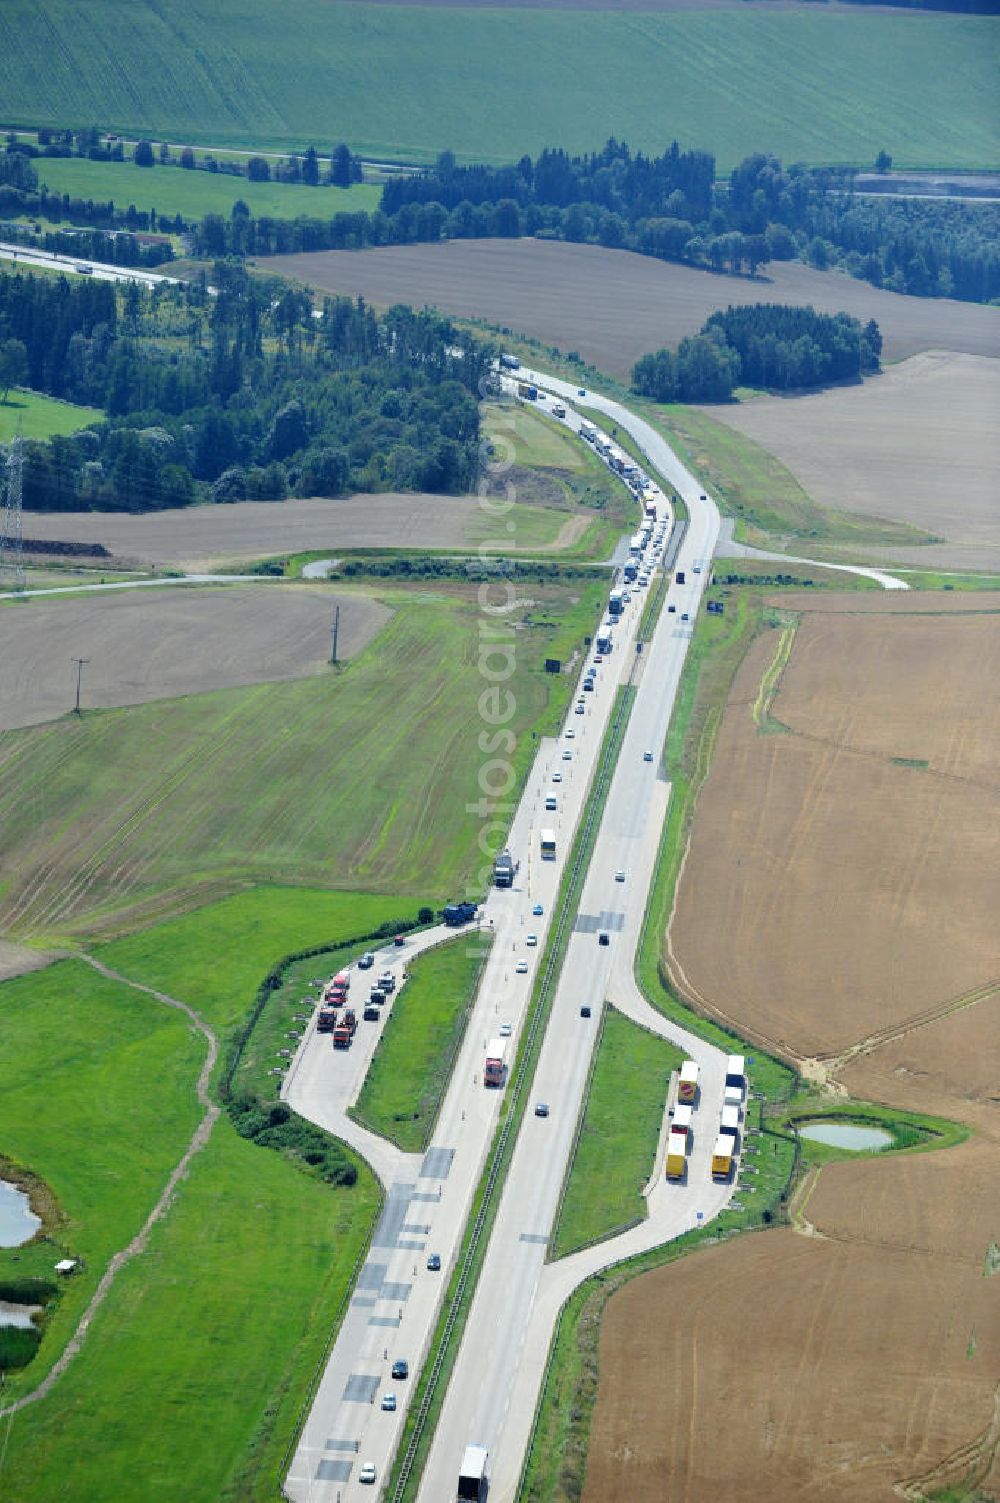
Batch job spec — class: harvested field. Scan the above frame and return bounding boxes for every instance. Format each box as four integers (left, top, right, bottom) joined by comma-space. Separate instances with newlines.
669, 601, 1000, 1059
584, 1207, 1000, 1503
712, 352, 1000, 572
0, 586, 389, 731
259, 240, 1000, 378
17, 492, 578, 573
584, 590, 1000, 1503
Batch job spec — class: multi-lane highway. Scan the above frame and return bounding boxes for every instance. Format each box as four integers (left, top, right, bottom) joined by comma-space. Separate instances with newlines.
282, 371, 902, 1503
283, 406, 658, 1501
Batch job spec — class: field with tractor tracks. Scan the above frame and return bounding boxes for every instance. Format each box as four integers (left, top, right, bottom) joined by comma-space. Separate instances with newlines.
261, 241, 1000, 379
0, 585, 389, 731
582, 590, 1000, 1502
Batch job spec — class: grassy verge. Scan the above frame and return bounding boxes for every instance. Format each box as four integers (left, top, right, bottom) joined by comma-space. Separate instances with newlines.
0, 389, 102, 441
352, 931, 493, 1152
551, 1009, 682, 1260
0, 580, 605, 940
389, 680, 639, 1502
893, 570, 1000, 592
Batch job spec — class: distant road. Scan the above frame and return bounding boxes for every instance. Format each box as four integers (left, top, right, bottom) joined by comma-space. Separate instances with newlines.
0, 241, 177, 286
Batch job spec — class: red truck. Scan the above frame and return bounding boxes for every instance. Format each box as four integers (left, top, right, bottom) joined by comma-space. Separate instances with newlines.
317, 1006, 338, 1033
333, 1009, 358, 1049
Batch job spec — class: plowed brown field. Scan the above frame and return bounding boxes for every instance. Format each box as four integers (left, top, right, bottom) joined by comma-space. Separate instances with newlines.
711, 351, 1000, 573
259, 240, 1000, 377
0, 585, 389, 731
18, 492, 584, 572
583, 592, 1000, 1502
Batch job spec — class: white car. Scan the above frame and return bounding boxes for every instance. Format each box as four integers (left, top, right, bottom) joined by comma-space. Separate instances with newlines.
515, 960, 529, 975
359, 1464, 377, 1485
499, 1021, 513, 1037
575, 702, 585, 715
526, 933, 538, 946
551, 771, 563, 783
565, 728, 575, 739
615, 870, 626, 883
562, 749, 572, 761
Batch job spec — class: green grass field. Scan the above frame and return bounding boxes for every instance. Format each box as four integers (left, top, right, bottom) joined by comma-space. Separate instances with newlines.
98, 887, 411, 1034
352, 930, 491, 1151
0, 959, 204, 1393
0, 1119, 379, 1503
483, 403, 590, 476
0, 3, 995, 169
551, 1009, 682, 1260
33, 154, 379, 222
0, 581, 604, 941
0, 389, 102, 442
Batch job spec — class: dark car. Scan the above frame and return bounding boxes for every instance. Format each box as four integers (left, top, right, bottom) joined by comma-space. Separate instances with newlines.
394, 934, 405, 947
598, 932, 609, 946
363, 1005, 380, 1022
426, 1253, 441, 1271
534, 1102, 550, 1118
391, 1359, 409, 1380
580, 1005, 592, 1018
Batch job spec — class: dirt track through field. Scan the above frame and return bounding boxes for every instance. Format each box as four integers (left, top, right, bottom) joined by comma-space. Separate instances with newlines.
712, 351, 1000, 572
260, 240, 1000, 377
583, 592, 1000, 1502
0, 585, 390, 730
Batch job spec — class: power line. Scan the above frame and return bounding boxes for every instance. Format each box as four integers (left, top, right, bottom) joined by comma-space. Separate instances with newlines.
0, 424, 25, 591
71, 657, 90, 715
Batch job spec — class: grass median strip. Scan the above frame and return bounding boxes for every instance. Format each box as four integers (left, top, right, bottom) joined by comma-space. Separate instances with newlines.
551, 1008, 683, 1260
352, 931, 493, 1153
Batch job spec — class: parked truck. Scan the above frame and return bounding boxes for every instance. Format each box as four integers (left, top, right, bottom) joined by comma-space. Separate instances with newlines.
678, 1060, 700, 1104
317, 1006, 338, 1033
333, 1009, 357, 1049
484, 1038, 507, 1088
551, 402, 566, 418
720, 1103, 741, 1140
665, 1126, 688, 1180
494, 849, 515, 888
608, 588, 624, 618
673, 1102, 693, 1134
457, 1445, 489, 1501
595, 629, 613, 655
443, 901, 478, 927
711, 1133, 735, 1180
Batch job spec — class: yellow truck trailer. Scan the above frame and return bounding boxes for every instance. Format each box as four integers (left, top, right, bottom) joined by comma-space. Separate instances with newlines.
665, 1126, 688, 1181
711, 1133, 735, 1181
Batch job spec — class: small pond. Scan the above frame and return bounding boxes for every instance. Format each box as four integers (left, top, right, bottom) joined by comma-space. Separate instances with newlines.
0, 1300, 41, 1329
797, 1121, 892, 1152
0, 1179, 41, 1247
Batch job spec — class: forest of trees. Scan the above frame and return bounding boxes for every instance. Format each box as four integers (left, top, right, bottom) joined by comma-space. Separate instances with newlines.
181, 143, 1000, 304
4, 135, 998, 303
631, 304, 882, 403
0, 268, 490, 512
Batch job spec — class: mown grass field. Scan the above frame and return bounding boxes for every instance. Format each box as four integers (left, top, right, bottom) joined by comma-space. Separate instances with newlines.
0, 1119, 379, 1503
0, 3, 995, 169
33, 155, 379, 221
0, 959, 204, 1394
483, 403, 590, 476
98, 887, 409, 1034
352, 930, 491, 1151
0, 389, 102, 442
0, 581, 604, 941
551, 1009, 682, 1260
